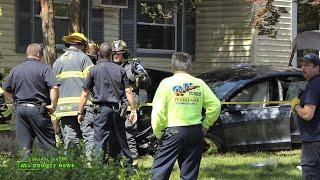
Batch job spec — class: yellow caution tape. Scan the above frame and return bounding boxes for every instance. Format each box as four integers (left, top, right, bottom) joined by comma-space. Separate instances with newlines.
132, 100, 293, 109
3, 100, 294, 115
220, 100, 292, 105
0, 123, 13, 131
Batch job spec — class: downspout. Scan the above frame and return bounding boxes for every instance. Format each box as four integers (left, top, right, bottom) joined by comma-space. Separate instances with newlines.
291, 1, 297, 67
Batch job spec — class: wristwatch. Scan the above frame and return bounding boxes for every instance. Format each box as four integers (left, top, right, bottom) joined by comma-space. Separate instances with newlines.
77, 112, 84, 116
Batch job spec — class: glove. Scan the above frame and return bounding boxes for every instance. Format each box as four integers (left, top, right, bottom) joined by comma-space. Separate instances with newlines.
55, 132, 64, 147
291, 98, 300, 114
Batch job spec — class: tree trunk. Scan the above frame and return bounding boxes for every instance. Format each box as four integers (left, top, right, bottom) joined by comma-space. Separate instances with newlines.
0, 6, 3, 61
69, 0, 86, 33
40, 0, 56, 66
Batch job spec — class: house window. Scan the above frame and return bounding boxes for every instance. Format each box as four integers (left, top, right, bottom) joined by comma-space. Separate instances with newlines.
34, 1, 70, 47
15, 0, 104, 53
121, 0, 181, 57
121, 0, 196, 58
136, 0, 176, 52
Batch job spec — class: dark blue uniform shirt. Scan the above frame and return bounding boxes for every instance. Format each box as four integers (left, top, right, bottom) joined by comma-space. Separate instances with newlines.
297, 75, 320, 142
83, 60, 130, 104
2, 58, 58, 106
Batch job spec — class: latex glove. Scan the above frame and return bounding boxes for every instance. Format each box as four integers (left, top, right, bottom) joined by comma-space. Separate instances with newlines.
291, 98, 300, 114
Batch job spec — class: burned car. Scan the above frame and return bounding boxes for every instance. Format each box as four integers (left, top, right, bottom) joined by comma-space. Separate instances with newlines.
134, 65, 307, 154
198, 64, 306, 152
135, 68, 173, 154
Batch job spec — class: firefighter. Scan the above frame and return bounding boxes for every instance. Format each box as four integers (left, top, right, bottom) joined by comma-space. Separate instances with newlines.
53, 32, 94, 161
77, 42, 137, 167
111, 40, 151, 163
0, 73, 13, 125
0, 87, 12, 125
86, 41, 99, 65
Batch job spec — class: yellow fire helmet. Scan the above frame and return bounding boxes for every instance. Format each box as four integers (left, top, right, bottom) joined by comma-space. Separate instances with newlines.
61, 32, 89, 49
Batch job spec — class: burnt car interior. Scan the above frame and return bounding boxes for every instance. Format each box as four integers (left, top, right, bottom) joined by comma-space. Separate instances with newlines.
204, 68, 307, 152
131, 66, 308, 154
135, 69, 173, 154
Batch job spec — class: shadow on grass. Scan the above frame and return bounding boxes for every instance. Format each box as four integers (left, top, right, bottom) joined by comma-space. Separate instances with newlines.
199, 162, 301, 180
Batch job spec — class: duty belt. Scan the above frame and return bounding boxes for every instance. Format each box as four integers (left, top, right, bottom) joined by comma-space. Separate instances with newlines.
17, 103, 40, 108
96, 102, 118, 107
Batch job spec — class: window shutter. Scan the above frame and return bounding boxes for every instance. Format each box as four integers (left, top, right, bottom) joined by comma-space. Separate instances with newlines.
183, 14, 196, 58
91, 9, 104, 44
15, 0, 32, 53
120, 0, 135, 56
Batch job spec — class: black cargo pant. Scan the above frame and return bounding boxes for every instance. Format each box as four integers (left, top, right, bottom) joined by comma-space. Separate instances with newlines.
152, 124, 203, 180
15, 105, 56, 159
301, 141, 320, 180
125, 118, 138, 159
93, 105, 132, 162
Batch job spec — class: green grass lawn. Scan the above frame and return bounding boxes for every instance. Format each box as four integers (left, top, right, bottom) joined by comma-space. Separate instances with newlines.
137, 150, 302, 180
0, 147, 302, 180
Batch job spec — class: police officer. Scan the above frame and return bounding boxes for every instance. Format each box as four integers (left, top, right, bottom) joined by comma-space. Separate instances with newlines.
0, 87, 12, 124
151, 52, 221, 180
53, 33, 94, 160
2, 43, 59, 159
292, 53, 320, 179
86, 41, 99, 65
111, 40, 151, 161
77, 42, 137, 165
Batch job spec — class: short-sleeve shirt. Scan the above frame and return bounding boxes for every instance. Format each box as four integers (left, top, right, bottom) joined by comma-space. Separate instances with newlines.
297, 75, 320, 142
83, 60, 130, 104
2, 58, 59, 105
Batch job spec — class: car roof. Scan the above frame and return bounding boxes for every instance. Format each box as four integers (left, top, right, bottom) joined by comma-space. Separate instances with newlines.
197, 64, 302, 83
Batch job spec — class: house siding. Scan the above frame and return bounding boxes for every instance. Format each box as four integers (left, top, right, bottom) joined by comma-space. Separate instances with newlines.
0, 0, 120, 69
0, 0, 23, 68
195, 0, 253, 75
93, 0, 120, 43
195, 0, 292, 75
0, 0, 294, 73
253, 0, 292, 65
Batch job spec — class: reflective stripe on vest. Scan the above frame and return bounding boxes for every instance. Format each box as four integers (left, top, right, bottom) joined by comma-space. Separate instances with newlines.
0, 104, 12, 117
56, 71, 85, 80
83, 65, 94, 77
55, 111, 79, 118
56, 65, 94, 80
56, 97, 92, 118
57, 97, 92, 105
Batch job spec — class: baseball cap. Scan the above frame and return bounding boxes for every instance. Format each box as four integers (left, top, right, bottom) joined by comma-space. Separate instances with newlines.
300, 53, 320, 66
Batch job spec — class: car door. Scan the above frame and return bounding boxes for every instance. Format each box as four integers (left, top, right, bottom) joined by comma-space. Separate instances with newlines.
278, 76, 307, 144
220, 78, 292, 151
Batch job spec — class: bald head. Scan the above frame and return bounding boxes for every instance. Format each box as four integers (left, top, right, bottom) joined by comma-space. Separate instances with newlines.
99, 42, 112, 59
26, 43, 42, 60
